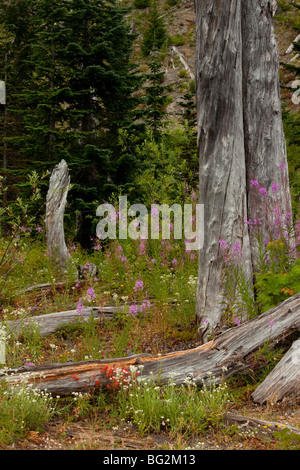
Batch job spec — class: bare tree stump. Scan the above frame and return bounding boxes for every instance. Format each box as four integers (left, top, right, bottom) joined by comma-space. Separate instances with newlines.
45, 159, 70, 272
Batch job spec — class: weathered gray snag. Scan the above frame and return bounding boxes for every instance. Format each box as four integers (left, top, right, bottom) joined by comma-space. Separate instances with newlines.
241, 0, 292, 270
195, 0, 252, 341
252, 338, 300, 404
2, 293, 300, 399
195, 0, 292, 341
45, 159, 70, 272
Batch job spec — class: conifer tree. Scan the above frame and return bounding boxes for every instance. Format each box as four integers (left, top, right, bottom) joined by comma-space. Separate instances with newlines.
0, 0, 143, 246
143, 54, 168, 141
141, 0, 167, 57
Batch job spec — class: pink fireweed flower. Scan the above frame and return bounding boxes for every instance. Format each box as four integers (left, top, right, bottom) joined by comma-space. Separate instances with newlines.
86, 287, 96, 301
219, 239, 228, 250
233, 242, 242, 257
271, 183, 280, 192
77, 301, 85, 314
234, 317, 241, 326
280, 162, 286, 170
121, 255, 127, 263
134, 279, 143, 291
191, 192, 197, 200
172, 259, 178, 266
269, 320, 275, 327
129, 304, 138, 316
259, 187, 267, 195
251, 180, 259, 187
151, 259, 156, 264
139, 241, 146, 255
141, 299, 151, 311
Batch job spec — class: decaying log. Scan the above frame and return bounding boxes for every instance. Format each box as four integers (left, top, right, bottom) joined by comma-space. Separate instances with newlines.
224, 412, 300, 436
3, 304, 145, 338
252, 339, 300, 404
45, 159, 70, 272
1, 293, 300, 399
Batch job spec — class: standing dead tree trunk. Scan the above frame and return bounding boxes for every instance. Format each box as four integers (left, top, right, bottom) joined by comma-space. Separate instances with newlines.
195, 0, 252, 341
195, 0, 292, 342
241, 0, 292, 271
45, 159, 70, 273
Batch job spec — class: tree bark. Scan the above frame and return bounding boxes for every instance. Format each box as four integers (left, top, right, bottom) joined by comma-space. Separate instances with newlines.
45, 159, 70, 272
195, 0, 292, 341
195, 0, 252, 340
241, 0, 292, 269
2, 292, 299, 399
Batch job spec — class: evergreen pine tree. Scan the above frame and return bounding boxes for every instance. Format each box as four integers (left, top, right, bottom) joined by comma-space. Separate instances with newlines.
143, 54, 168, 141
0, 0, 144, 246
141, 0, 167, 57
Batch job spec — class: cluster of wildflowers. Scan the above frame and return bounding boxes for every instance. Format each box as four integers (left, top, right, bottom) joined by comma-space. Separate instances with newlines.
101, 364, 141, 390
86, 287, 96, 302
133, 279, 144, 291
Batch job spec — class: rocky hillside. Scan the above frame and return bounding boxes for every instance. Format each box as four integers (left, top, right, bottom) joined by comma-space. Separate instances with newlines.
125, 0, 300, 117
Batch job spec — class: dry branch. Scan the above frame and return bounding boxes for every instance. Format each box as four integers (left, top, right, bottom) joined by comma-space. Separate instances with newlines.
1, 293, 299, 400
224, 412, 300, 436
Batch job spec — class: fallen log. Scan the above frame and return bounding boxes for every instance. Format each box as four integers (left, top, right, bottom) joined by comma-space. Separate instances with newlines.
1, 293, 299, 399
252, 338, 300, 404
3, 304, 145, 337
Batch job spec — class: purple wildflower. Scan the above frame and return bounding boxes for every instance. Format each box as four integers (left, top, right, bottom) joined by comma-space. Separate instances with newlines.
259, 187, 268, 195
271, 183, 280, 192
251, 179, 259, 187
134, 279, 144, 291
129, 305, 138, 316
219, 240, 228, 250
86, 287, 96, 301
77, 301, 85, 314
141, 299, 151, 311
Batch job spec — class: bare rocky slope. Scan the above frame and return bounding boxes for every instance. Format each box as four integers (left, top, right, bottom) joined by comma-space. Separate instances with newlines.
125, 0, 300, 118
